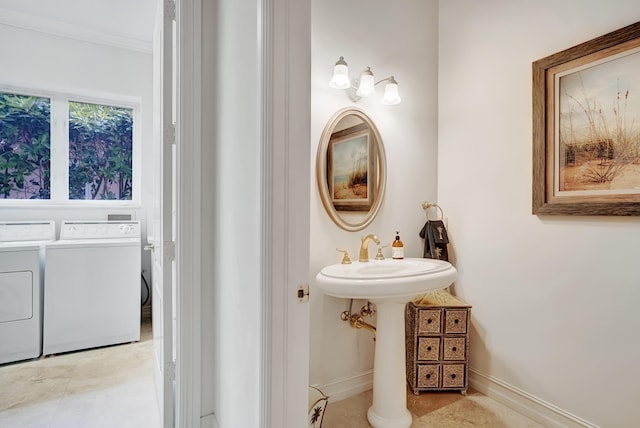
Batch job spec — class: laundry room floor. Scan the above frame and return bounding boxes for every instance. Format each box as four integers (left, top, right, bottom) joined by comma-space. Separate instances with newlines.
0, 317, 159, 428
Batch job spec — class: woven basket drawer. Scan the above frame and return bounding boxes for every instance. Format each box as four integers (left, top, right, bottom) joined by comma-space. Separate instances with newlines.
444, 309, 467, 334
417, 364, 440, 388
443, 337, 466, 360
442, 364, 465, 388
417, 337, 440, 361
418, 309, 442, 334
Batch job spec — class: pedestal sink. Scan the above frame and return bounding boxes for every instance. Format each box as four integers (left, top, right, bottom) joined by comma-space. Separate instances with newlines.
316, 258, 457, 428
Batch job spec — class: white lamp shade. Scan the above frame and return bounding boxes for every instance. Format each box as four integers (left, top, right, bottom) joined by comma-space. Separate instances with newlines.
382, 78, 401, 105
329, 57, 350, 89
356, 67, 375, 97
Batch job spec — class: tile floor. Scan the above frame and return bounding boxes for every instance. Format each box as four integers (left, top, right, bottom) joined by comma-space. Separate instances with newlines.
322, 386, 544, 427
2, 320, 542, 428
0, 318, 159, 428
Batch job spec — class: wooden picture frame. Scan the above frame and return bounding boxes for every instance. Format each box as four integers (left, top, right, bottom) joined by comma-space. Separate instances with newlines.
532, 21, 640, 215
327, 123, 377, 212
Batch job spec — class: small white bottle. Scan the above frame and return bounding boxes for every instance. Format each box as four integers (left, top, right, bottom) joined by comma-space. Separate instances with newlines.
392, 231, 404, 259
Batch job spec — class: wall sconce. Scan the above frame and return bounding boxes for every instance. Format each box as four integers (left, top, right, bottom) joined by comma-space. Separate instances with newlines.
329, 56, 402, 105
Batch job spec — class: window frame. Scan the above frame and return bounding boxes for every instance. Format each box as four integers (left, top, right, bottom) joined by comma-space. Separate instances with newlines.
0, 84, 141, 208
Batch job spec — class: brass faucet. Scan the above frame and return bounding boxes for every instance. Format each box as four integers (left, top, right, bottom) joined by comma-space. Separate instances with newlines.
359, 234, 380, 262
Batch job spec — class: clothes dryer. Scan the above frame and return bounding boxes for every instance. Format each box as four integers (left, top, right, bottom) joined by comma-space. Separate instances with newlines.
0, 221, 55, 364
43, 221, 141, 355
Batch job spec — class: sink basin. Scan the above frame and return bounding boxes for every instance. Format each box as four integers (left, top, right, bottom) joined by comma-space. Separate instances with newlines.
316, 257, 457, 428
316, 258, 457, 303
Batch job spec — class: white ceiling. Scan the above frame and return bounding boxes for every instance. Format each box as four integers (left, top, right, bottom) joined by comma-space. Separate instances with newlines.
0, 0, 158, 50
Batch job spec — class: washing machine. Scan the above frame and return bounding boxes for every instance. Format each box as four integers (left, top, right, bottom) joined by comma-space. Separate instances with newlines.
0, 221, 55, 364
43, 221, 141, 355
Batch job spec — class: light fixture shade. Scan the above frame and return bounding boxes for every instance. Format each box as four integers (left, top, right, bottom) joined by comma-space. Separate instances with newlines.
329, 56, 351, 89
356, 67, 375, 97
382, 76, 401, 105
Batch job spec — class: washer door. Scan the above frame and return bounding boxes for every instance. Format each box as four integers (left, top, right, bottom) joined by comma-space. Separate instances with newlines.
0, 271, 33, 323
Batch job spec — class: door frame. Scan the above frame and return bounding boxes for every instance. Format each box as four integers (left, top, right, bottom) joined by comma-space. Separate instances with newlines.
151, 0, 178, 426
174, 0, 311, 426
174, 0, 202, 427
260, 1, 312, 426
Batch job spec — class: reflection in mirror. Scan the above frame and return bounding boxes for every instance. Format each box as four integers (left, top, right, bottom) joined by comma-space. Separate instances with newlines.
316, 108, 386, 231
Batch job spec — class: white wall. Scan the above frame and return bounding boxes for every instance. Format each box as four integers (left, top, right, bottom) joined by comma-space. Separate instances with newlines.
200, 0, 216, 423
201, 0, 261, 426
0, 23, 154, 277
310, 0, 439, 398
439, 1, 640, 426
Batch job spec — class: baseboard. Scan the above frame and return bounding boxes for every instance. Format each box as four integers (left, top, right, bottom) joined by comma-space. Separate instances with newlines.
469, 368, 597, 428
314, 370, 373, 403
200, 413, 218, 428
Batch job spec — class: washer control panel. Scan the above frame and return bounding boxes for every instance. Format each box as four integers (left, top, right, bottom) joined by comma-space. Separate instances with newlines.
0, 221, 56, 243
60, 221, 141, 240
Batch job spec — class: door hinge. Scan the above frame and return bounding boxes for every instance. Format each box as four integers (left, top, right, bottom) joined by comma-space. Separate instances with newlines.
297, 284, 310, 303
165, 360, 176, 381
164, 241, 176, 262
165, 0, 176, 22
164, 123, 176, 146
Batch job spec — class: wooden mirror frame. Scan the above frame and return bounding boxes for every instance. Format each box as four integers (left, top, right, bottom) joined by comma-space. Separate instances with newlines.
316, 107, 387, 231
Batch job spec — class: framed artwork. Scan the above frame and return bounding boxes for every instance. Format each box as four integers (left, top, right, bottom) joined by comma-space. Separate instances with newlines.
532, 21, 640, 215
327, 124, 377, 211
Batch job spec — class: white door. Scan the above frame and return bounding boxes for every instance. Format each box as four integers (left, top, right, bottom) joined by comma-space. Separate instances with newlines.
148, 0, 176, 426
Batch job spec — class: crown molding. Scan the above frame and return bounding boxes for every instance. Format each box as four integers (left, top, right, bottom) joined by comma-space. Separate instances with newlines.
0, 7, 153, 54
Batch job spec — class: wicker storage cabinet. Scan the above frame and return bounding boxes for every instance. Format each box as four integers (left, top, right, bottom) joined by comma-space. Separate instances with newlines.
405, 291, 471, 395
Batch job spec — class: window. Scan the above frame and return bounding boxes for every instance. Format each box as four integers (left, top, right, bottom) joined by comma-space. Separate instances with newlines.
0, 89, 137, 204
0, 92, 51, 199
69, 101, 133, 200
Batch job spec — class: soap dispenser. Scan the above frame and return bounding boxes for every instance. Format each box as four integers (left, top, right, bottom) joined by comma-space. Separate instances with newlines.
392, 231, 404, 259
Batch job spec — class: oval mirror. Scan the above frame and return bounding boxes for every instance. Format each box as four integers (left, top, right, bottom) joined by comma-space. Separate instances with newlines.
316, 107, 387, 232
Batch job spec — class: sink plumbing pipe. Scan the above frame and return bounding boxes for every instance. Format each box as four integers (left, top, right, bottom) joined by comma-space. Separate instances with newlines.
341, 299, 377, 341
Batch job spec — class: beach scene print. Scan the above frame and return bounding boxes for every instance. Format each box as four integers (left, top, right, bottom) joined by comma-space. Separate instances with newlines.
559, 48, 640, 194
331, 134, 369, 200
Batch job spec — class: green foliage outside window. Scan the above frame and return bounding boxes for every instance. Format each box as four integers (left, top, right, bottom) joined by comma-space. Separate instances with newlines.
69, 101, 133, 200
0, 93, 51, 199
0, 92, 134, 202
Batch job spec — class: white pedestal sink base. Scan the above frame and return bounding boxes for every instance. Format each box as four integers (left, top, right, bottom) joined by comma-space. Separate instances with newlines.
367, 301, 412, 428
367, 407, 412, 428
315, 259, 458, 428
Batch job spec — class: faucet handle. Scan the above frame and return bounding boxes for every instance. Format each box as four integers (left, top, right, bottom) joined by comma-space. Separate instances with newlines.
374, 244, 389, 260
336, 248, 352, 264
